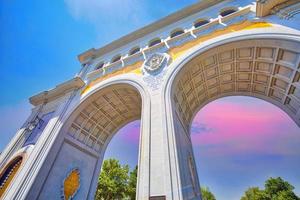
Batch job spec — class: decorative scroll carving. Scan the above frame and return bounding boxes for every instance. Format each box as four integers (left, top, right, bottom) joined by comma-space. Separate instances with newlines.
142, 53, 171, 90
143, 53, 166, 73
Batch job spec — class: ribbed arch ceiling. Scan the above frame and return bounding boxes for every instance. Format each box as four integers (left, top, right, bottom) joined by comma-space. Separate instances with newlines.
67, 84, 142, 152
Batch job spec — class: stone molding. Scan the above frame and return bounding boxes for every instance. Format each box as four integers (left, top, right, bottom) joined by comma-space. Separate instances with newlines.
29, 77, 85, 106
77, 0, 225, 63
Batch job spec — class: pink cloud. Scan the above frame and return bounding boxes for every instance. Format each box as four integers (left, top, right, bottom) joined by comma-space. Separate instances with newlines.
191, 97, 300, 156
117, 120, 141, 145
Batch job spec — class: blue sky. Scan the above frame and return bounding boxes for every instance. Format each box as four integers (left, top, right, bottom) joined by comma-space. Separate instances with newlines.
1, 1, 300, 200
0, 0, 197, 147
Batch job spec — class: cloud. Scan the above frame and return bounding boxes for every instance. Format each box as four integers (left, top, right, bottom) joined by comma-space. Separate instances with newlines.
64, 0, 151, 45
118, 120, 140, 144
191, 122, 213, 134
191, 96, 300, 200
191, 96, 300, 156
64, 0, 143, 21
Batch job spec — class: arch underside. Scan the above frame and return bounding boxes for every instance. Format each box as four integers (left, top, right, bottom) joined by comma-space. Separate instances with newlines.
0, 156, 23, 198
67, 84, 142, 152
172, 39, 300, 132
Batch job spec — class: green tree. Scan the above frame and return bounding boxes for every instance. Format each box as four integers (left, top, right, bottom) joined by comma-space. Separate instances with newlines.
240, 177, 299, 200
274, 190, 300, 200
264, 177, 296, 199
241, 187, 269, 200
127, 165, 138, 200
201, 187, 216, 200
95, 158, 129, 200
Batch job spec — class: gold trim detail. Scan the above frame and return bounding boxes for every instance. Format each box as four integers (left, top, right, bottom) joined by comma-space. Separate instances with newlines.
81, 61, 143, 95
82, 21, 272, 95
168, 21, 272, 61
62, 169, 80, 200
0, 157, 23, 198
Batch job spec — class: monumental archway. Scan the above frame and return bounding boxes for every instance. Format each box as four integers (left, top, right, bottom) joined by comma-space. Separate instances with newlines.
164, 37, 300, 199
1, 1, 300, 199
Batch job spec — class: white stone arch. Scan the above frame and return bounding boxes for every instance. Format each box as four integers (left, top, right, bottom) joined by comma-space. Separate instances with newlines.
164, 30, 300, 127
4, 76, 151, 200
162, 30, 300, 199
57, 77, 151, 200
62, 76, 152, 199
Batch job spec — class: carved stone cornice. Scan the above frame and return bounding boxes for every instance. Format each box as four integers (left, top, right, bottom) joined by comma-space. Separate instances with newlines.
77, 0, 225, 63
29, 77, 85, 106
256, 0, 289, 17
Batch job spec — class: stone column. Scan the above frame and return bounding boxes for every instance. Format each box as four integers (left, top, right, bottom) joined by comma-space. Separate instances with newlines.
1, 92, 77, 200
135, 51, 202, 199
144, 87, 201, 200
141, 86, 201, 200
148, 89, 172, 199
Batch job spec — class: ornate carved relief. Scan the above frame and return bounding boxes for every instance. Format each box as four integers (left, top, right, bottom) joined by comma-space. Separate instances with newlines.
143, 53, 168, 73
23, 111, 55, 147
142, 53, 171, 90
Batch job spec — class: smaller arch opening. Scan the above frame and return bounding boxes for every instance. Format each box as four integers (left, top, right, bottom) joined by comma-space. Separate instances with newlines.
194, 19, 209, 28
148, 38, 161, 47
170, 29, 185, 38
129, 47, 140, 56
220, 7, 237, 17
111, 55, 122, 63
0, 156, 23, 197
95, 62, 105, 70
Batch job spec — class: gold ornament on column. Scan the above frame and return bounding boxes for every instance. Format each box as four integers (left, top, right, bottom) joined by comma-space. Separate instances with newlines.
62, 168, 80, 200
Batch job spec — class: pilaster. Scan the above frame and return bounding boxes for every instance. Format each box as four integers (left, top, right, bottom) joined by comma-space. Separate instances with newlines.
1, 91, 77, 200
0, 106, 40, 169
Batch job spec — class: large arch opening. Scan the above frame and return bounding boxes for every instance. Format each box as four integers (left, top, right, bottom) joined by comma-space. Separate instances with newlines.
67, 83, 142, 199
169, 38, 300, 198
99, 120, 141, 199
172, 39, 300, 132
190, 96, 300, 199
38, 82, 145, 199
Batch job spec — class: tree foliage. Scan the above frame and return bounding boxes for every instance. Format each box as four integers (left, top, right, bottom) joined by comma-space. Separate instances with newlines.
241, 187, 269, 200
95, 159, 137, 200
127, 165, 138, 200
96, 161, 299, 200
241, 177, 299, 200
201, 187, 216, 200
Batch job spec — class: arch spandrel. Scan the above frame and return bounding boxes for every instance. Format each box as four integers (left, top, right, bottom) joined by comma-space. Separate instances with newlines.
169, 38, 300, 132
